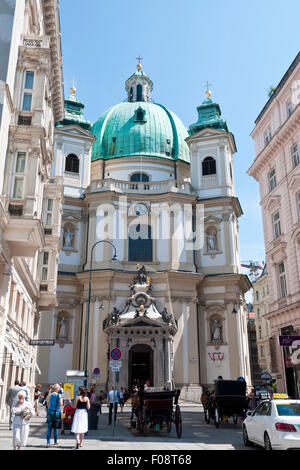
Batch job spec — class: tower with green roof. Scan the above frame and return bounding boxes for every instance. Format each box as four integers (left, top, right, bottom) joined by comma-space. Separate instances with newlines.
53, 85, 95, 198
186, 88, 237, 200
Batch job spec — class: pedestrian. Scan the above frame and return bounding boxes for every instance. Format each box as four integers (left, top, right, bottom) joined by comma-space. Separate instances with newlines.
129, 387, 139, 429
119, 387, 125, 413
99, 390, 105, 414
20, 381, 30, 401
34, 384, 43, 416
11, 390, 34, 450
71, 386, 90, 449
5, 380, 22, 430
88, 386, 96, 403
247, 388, 256, 411
46, 384, 63, 448
107, 386, 120, 425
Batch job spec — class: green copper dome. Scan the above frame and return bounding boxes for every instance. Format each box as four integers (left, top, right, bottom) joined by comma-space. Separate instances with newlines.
91, 101, 190, 163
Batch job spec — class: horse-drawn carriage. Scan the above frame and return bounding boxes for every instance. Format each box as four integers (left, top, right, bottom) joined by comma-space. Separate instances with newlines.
134, 388, 182, 438
202, 380, 247, 428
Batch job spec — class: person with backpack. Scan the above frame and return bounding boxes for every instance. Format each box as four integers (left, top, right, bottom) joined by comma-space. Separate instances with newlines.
45, 384, 63, 448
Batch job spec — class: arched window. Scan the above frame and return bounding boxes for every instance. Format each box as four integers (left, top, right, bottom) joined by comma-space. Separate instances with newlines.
65, 154, 79, 174
136, 109, 144, 121
129, 87, 133, 102
129, 224, 153, 262
137, 84, 143, 102
130, 173, 150, 182
202, 157, 216, 176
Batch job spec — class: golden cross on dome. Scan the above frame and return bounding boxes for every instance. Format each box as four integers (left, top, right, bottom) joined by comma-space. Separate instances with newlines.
70, 76, 77, 95
204, 81, 212, 100
136, 55, 143, 71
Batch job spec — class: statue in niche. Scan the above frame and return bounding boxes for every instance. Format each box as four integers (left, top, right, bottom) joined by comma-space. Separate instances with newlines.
63, 228, 75, 249
57, 317, 69, 340
207, 229, 218, 252
210, 319, 222, 343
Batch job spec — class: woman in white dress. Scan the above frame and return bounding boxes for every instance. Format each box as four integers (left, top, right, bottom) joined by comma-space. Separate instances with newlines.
11, 391, 34, 450
71, 387, 90, 449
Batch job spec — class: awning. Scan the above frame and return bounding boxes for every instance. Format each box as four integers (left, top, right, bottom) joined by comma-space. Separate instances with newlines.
4, 340, 34, 369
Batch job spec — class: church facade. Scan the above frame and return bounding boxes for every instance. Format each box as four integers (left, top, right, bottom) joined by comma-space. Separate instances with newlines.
38, 65, 252, 398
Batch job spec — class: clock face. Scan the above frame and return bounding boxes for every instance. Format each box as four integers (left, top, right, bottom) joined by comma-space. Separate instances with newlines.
134, 202, 148, 216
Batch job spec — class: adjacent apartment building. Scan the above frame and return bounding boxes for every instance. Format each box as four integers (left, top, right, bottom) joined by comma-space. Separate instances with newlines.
248, 52, 300, 398
0, 0, 64, 421
251, 266, 273, 378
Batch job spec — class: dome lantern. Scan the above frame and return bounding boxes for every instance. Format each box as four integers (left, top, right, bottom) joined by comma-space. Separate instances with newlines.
125, 58, 153, 103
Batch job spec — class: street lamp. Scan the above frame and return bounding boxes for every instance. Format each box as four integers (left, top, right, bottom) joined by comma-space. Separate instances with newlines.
83, 240, 118, 388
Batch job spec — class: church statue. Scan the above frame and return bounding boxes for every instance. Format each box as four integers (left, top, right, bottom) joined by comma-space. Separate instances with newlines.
110, 307, 120, 325
63, 228, 74, 248
57, 317, 68, 340
134, 265, 147, 284
210, 319, 222, 342
207, 231, 217, 252
161, 307, 171, 324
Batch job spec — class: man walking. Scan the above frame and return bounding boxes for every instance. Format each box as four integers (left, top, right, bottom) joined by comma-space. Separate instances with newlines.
107, 386, 120, 425
5, 380, 22, 430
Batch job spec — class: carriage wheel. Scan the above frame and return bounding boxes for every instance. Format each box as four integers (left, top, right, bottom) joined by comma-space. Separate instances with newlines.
175, 405, 182, 438
167, 418, 172, 433
204, 406, 210, 424
214, 407, 220, 428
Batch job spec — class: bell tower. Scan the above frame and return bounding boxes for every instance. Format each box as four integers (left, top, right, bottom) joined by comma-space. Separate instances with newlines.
186, 88, 236, 200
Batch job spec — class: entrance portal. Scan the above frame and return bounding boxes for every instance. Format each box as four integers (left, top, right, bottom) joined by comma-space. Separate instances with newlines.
129, 344, 153, 389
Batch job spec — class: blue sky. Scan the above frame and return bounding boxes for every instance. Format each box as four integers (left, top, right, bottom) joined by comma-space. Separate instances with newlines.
60, 0, 300, 268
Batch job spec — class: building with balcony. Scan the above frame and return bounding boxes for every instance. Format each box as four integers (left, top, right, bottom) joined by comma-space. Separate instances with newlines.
0, 0, 64, 422
248, 52, 300, 398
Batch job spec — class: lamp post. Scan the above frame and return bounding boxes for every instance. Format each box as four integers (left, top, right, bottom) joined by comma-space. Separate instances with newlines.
83, 240, 118, 388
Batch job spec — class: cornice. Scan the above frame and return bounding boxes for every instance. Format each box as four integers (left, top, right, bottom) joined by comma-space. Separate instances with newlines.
248, 103, 300, 180
42, 0, 64, 123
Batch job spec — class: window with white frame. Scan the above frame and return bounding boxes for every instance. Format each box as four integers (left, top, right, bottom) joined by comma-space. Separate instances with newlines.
269, 169, 277, 191
292, 144, 299, 168
41, 252, 49, 282
12, 152, 26, 199
21, 71, 34, 112
278, 262, 287, 298
45, 199, 53, 226
273, 211, 281, 238
264, 127, 272, 146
